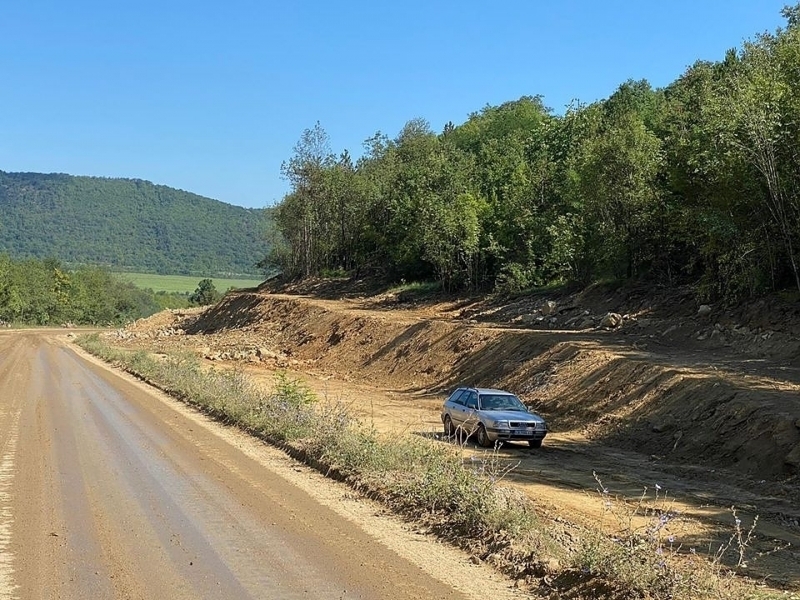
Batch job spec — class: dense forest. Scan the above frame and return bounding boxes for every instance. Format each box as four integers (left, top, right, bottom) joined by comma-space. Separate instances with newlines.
0, 172, 266, 277
268, 6, 800, 301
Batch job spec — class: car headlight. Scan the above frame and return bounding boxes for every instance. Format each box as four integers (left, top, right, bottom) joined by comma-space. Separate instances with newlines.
488, 419, 509, 428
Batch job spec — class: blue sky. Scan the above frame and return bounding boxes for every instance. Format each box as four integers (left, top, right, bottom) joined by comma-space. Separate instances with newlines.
0, 1, 789, 209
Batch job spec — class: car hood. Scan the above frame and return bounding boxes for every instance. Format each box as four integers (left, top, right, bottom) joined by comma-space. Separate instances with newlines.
479, 409, 545, 423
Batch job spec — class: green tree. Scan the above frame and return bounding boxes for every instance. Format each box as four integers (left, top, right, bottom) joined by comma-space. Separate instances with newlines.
574, 88, 663, 279
189, 279, 221, 306
706, 18, 800, 291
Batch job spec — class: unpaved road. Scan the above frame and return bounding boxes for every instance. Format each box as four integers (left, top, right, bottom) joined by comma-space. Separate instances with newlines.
0, 331, 521, 600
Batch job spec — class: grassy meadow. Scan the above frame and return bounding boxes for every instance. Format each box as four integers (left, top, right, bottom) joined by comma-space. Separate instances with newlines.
117, 272, 263, 294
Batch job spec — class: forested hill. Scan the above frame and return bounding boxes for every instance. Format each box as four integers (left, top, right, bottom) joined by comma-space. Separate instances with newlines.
0, 171, 266, 276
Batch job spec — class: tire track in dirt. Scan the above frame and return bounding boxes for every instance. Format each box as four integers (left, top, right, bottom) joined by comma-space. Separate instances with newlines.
0, 333, 29, 600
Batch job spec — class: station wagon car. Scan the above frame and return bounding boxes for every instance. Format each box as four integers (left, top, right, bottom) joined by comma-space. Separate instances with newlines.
441, 387, 548, 448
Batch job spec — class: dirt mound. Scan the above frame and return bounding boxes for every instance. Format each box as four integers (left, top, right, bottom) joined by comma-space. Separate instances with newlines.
126, 307, 204, 333
163, 290, 800, 482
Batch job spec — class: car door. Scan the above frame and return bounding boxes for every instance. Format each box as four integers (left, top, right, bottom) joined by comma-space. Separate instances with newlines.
461, 391, 480, 433
446, 389, 468, 428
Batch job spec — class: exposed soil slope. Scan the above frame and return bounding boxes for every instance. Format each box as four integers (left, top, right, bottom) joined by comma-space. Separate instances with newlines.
111, 282, 800, 588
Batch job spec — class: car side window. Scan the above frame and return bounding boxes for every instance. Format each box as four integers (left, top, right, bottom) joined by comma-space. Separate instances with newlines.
448, 389, 467, 405
465, 392, 479, 409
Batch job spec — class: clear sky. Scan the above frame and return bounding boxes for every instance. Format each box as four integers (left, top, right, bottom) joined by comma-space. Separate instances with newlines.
0, 1, 790, 209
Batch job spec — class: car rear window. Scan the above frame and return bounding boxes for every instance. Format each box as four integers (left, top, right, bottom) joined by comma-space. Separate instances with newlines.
448, 389, 467, 405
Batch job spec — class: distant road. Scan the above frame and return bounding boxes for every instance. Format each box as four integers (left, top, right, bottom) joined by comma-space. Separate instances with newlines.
0, 331, 476, 600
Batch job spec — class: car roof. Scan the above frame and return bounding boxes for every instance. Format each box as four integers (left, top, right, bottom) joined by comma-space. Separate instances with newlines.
454, 387, 514, 395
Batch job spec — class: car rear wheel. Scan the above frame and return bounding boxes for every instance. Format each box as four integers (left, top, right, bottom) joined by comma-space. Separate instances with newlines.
529, 439, 543, 448
443, 415, 455, 439
476, 424, 492, 448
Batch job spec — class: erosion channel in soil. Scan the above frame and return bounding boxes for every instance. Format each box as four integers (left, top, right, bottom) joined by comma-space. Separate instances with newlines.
106, 281, 800, 590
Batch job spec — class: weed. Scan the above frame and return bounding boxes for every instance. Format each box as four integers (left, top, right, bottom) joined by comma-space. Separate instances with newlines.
577, 473, 786, 599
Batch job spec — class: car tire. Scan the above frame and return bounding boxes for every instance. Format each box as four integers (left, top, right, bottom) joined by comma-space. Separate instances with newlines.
443, 415, 455, 439
529, 439, 543, 449
476, 424, 492, 448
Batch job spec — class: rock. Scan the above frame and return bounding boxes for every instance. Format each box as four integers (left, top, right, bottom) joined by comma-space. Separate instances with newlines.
697, 304, 712, 317
549, 317, 558, 324
540, 301, 558, 316
785, 443, 800, 469
652, 422, 670, 433
257, 347, 279, 360
600, 313, 622, 329
544, 557, 561, 574
661, 325, 679, 337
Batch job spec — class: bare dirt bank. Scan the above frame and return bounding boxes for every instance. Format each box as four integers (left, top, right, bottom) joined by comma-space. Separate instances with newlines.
108, 285, 800, 589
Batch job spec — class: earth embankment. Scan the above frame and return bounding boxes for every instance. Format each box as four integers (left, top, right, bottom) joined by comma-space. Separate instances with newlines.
172, 290, 800, 482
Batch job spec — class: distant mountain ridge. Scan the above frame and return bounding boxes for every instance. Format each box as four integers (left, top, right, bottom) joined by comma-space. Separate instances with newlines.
0, 171, 266, 276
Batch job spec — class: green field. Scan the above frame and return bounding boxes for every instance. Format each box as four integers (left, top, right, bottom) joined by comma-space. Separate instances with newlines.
117, 273, 263, 294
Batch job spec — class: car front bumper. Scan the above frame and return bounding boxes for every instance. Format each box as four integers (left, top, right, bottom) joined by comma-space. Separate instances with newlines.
486, 426, 547, 442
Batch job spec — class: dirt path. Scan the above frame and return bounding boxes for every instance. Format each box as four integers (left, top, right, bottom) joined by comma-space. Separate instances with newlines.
0, 331, 523, 599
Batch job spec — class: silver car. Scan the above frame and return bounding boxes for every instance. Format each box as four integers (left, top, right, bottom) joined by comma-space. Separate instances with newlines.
441, 387, 548, 448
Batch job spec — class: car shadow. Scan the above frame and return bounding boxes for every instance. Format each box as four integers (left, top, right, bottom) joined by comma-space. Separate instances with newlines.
413, 430, 540, 452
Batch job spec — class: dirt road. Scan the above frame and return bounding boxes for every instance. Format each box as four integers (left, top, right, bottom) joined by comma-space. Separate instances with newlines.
0, 331, 521, 600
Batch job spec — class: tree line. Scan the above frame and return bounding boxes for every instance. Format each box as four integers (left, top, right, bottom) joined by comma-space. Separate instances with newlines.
267, 5, 800, 300
0, 255, 215, 325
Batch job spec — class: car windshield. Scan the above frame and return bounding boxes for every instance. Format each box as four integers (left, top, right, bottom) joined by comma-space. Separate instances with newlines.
479, 394, 527, 411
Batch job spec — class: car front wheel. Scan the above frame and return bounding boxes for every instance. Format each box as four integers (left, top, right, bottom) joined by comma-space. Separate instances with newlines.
476, 424, 492, 448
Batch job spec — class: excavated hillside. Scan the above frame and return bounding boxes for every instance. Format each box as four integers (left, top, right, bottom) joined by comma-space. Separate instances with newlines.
108, 281, 800, 587
153, 283, 800, 483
